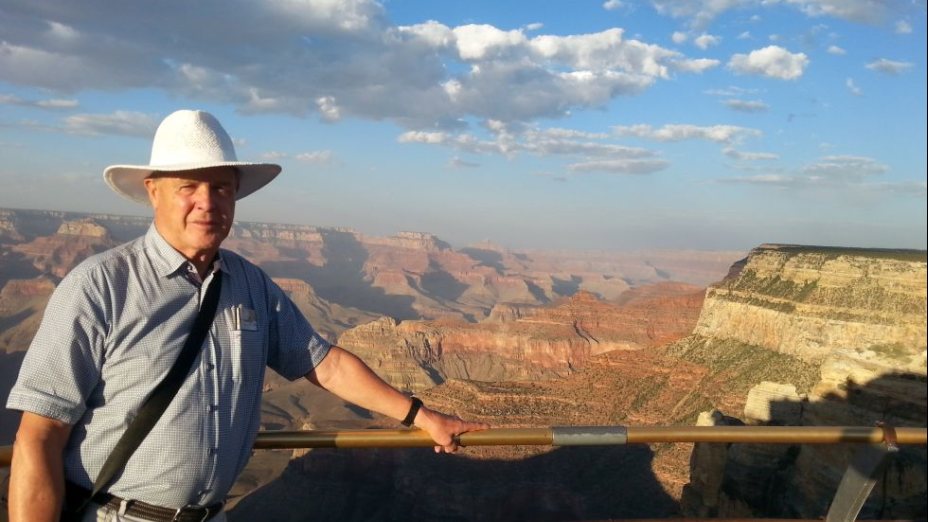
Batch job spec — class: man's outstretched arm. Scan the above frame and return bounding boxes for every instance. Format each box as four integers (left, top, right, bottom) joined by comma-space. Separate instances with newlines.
306, 346, 488, 453
8, 412, 72, 522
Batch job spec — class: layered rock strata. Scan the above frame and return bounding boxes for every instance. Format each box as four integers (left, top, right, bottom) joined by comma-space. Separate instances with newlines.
680, 244, 927, 519
338, 286, 705, 392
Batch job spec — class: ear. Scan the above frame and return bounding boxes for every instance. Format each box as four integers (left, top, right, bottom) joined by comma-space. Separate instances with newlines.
143, 177, 159, 207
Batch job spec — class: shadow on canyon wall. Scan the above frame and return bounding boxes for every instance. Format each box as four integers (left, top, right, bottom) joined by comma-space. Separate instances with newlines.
0, 351, 26, 445
419, 260, 469, 303
458, 248, 504, 273
262, 230, 419, 320
689, 371, 927, 520
228, 443, 677, 522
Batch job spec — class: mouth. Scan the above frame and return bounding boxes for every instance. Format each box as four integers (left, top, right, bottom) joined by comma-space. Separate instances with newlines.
190, 218, 226, 230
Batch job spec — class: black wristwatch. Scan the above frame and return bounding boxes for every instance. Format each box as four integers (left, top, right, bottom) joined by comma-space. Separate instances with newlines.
401, 396, 423, 427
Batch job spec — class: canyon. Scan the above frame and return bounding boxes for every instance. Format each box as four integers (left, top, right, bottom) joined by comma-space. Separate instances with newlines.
0, 207, 925, 520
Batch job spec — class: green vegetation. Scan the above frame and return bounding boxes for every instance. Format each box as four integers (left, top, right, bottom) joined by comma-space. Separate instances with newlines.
728, 270, 818, 302
867, 342, 919, 359
667, 336, 820, 396
719, 291, 797, 313
759, 244, 927, 262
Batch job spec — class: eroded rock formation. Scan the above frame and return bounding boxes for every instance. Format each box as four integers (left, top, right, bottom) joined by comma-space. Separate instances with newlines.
679, 244, 927, 519
338, 285, 705, 392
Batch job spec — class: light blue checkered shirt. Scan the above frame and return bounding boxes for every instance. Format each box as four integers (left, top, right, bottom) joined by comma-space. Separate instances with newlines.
7, 224, 331, 508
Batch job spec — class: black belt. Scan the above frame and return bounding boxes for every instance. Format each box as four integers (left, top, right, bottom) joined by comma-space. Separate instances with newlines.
65, 482, 223, 522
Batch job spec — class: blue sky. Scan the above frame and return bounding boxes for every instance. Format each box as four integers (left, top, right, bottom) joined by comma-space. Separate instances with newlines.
0, 0, 925, 251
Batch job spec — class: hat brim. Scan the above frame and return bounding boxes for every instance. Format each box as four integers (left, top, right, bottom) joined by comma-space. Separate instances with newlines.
103, 162, 281, 205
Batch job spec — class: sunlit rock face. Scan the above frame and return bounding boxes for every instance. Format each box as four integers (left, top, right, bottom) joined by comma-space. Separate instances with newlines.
693, 244, 926, 363
12, 218, 118, 278
681, 245, 927, 520
337, 285, 705, 392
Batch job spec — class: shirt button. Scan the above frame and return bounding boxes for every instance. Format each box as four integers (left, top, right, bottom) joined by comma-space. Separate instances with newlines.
209, 405, 218, 412
206, 363, 215, 371
209, 448, 219, 456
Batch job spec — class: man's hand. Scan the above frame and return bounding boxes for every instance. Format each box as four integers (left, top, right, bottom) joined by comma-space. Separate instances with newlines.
413, 406, 489, 453
307, 346, 489, 453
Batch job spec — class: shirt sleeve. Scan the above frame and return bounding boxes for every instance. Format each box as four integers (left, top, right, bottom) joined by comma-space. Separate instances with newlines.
263, 277, 331, 381
6, 266, 108, 424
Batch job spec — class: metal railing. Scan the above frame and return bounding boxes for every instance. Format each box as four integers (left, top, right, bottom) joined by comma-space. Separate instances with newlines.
2, 424, 925, 468
2, 425, 926, 521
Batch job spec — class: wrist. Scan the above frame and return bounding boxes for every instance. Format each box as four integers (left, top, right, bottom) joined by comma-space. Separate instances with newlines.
401, 396, 423, 427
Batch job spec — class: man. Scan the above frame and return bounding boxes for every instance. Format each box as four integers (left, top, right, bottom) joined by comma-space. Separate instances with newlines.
6, 109, 487, 521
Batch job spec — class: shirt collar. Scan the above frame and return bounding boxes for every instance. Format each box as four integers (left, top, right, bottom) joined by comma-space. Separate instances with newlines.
144, 223, 229, 279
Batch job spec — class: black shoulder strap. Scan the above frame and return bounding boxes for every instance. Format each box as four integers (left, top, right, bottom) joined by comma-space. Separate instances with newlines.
87, 271, 223, 503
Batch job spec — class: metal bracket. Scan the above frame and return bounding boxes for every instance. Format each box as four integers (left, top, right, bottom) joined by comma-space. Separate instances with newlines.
825, 422, 900, 522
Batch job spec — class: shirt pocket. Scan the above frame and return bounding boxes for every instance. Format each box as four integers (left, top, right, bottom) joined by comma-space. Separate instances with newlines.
229, 327, 267, 412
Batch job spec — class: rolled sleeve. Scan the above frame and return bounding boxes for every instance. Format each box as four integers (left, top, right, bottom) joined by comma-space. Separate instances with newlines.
6, 266, 108, 424
264, 280, 331, 380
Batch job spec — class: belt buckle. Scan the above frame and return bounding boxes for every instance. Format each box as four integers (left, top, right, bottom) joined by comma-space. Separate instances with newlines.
172, 505, 210, 522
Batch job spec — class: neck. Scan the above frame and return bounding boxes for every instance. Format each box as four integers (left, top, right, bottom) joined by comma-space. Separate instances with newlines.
188, 251, 219, 279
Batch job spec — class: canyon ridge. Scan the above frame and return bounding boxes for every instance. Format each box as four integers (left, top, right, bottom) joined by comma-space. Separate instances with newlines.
0, 208, 924, 520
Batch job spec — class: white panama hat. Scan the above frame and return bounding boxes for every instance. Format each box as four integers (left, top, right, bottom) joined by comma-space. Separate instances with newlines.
104, 109, 281, 205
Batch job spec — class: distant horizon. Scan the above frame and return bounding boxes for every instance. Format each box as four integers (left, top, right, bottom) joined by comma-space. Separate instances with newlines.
6, 205, 928, 257
1, 0, 925, 252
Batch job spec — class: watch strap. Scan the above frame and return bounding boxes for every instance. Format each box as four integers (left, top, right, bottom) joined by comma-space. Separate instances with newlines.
401, 396, 423, 427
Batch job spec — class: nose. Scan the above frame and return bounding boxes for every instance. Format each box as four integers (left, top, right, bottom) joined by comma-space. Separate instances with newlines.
193, 183, 217, 210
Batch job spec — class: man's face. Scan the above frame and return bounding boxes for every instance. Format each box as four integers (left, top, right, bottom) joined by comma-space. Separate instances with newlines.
144, 166, 238, 261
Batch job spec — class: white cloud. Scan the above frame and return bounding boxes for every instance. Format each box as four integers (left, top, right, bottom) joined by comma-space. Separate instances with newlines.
723, 147, 779, 160
568, 158, 670, 174
845, 78, 862, 96
525, 22, 544, 32
724, 99, 770, 112
895, 20, 912, 34
448, 156, 480, 168
728, 45, 809, 80
316, 96, 342, 122
399, 123, 662, 170
649, 0, 916, 30
650, 0, 745, 29
670, 57, 721, 73
672, 31, 688, 44
453, 24, 527, 61
776, 0, 891, 24
865, 58, 913, 74
37, 98, 78, 109
0, 94, 79, 110
718, 154, 915, 196
827, 45, 846, 55
614, 123, 762, 144
801, 155, 888, 180
0, 0, 726, 130
61, 111, 159, 137
529, 28, 676, 75
399, 131, 450, 145
260, 151, 288, 161
868, 181, 926, 197
694, 33, 721, 49
295, 150, 335, 164
704, 86, 761, 97
718, 174, 800, 186
603, 0, 624, 10
737, 31, 752, 40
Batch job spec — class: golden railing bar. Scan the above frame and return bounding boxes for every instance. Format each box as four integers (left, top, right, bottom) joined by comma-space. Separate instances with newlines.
624, 426, 928, 445
1, 426, 925, 467
255, 427, 554, 449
